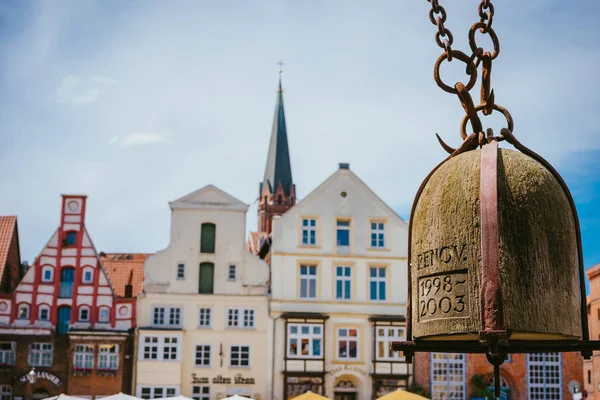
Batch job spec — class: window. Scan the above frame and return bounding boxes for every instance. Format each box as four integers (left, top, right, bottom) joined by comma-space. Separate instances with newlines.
230, 345, 250, 367
139, 387, 177, 399
299, 265, 317, 299
588, 369, 592, 385
198, 262, 214, 294
287, 324, 322, 358
59, 268, 75, 298
57, 306, 71, 334
200, 223, 216, 253
73, 344, 94, 371
194, 345, 211, 366
335, 266, 352, 300
0, 385, 11, 400
79, 306, 90, 322
376, 327, 405, 360
337, 328, 359, 360
66, 231, 77, 245
371, 222, 385, 248
98, 344, 119, 370
42, 266, 53, 282
431, 353, 466, 400
227, 308, 255, 328
527, 353, 562, 399
336, 220, 350, 250
98, 307, 110, 323
177, 264, 185, 279
152, 306, 182, 327
28, 343, 53, 366
0, 342, 16, 365
369, 267, 387, 301
38, 305, 50, 321
192, 386, 210, 400
198, 308, 211, 327
18, 304, 29, 320
82, 268, 93, 283
301, 218, 317, 245
228, 265, 236, 281
141, 336, 180, 361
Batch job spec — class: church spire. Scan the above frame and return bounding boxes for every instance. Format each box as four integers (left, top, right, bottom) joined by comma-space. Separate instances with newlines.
257, 66, 296, 234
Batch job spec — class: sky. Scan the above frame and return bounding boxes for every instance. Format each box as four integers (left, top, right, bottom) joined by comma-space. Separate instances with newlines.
0, 1, 599, 286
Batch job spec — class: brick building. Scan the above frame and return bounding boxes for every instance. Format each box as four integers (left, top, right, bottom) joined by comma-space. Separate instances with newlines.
0, 196, 147, 400
584, 264, 600, 399
413, 350, 583, 399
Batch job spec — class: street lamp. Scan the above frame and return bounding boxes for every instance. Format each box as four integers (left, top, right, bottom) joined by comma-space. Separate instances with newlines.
26, 368, 37, 384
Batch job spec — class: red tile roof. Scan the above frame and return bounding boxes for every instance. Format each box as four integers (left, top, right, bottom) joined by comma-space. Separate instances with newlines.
247, 231, 268, 254
100, 253, 150, 297
0, 216, 17, 282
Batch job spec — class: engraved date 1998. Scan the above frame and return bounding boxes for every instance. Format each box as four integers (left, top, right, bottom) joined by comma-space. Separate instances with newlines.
418, 272, 468, 321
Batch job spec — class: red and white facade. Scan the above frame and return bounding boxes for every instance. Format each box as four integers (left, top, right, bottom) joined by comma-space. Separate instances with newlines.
0, 195, 135, 330
0, 195, 139, 400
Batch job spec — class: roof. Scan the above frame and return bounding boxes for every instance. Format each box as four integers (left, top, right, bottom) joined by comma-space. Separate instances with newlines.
0, 216, 18, 282
169, 184, 248, 212
247, 231, 268, 254
260, 78, 294, 196
100, 253, 150, 297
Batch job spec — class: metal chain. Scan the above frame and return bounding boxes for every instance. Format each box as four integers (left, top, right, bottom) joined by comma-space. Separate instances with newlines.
426, 0, 513, 152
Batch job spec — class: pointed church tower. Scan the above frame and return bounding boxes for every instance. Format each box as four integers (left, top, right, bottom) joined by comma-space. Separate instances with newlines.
257, 77, 296, 234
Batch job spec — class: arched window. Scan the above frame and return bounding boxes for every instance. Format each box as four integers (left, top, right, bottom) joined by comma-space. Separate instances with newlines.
200, 223, 216, 253
41, 266, 53, 283
38, 305, 51, 321
199, 263, 214, 294
79, 306, 90, 322
59, 267, 75, 298
65, 231, 77, 246
82, 267, 94, 284
98, 307, 110, 323
17, 303, 30, 320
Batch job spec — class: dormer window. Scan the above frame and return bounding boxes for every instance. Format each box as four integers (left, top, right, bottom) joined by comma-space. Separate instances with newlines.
66, 231, 77, 246
82, 267, 94, 284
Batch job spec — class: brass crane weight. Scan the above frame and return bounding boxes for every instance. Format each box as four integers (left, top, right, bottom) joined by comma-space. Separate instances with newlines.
391, 1, 600, 397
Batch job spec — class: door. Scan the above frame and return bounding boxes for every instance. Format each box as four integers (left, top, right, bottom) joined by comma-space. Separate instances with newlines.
198, 263, 214, 294
59, 268, 75, 298
334, 393, 357, 400
57, 306, 71, 334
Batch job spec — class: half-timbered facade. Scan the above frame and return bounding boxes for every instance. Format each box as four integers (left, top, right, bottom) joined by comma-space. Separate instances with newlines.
0, 195, 143, 400
260, 163, 411, 400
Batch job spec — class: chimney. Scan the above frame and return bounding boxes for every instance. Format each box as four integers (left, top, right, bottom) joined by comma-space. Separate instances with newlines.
124, 284, 133, 298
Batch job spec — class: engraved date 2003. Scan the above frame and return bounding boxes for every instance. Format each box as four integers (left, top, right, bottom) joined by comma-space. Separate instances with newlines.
418, 271, 468, 321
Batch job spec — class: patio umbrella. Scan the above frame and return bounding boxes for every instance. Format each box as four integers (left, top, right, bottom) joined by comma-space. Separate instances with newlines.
221, 396, 254, 400
99, 393, 143, 400
154, 397, 193, 400
290, 391, 331, 400
42, 395, 90, 400
377, 389, 429, 400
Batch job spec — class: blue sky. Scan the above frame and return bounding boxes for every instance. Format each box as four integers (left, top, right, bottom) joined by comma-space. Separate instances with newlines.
0, 1, 598, 286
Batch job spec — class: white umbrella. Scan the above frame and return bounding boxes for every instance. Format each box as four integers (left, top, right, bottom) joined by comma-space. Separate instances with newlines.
42, 395, 91, 400
154, 397, 193, 400
99, 393, 142, 400
222, 395, 254, 400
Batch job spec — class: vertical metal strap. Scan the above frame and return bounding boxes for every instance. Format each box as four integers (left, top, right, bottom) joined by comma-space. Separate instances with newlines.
479, 140, 504, 333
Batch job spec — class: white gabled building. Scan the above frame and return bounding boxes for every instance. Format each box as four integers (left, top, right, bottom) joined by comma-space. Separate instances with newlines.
134, 185, 270, 400
263, 162, 411, 400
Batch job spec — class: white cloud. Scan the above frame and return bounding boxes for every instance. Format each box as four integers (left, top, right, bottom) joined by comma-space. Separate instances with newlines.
110, 132, 174, 147
55, 74, 113, 106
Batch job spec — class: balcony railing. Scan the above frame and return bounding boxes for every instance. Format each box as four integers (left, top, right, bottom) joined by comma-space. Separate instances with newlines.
336, 245, 351, 255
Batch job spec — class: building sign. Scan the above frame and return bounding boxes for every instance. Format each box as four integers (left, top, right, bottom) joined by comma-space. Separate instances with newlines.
192, 373, 254, 385
326, 365, 368, 376
18, 371, 62, 387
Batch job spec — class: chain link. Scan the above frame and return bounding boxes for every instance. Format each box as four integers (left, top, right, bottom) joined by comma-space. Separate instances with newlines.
426, 0, 513, 151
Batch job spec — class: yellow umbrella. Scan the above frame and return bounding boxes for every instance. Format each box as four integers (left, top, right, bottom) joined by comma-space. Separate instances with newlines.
291, 391, 331, 400
377, 389, 430, 400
